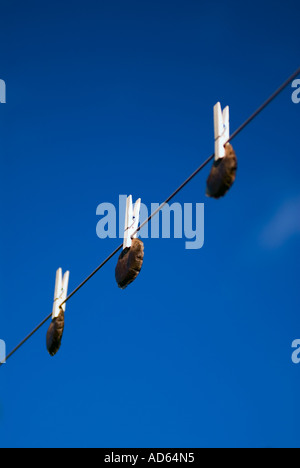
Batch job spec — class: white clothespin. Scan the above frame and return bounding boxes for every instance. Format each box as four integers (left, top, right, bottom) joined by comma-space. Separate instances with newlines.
52, 268, 70, 319
123, 195, 141, 249
214, 102, 230, 160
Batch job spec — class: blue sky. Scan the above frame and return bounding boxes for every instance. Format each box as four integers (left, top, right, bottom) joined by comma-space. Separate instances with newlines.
0, 0, 300, 448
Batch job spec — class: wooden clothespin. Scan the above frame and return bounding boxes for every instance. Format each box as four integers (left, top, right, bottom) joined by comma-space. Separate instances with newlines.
46, 268, 70, 356
214, 102, 230, 160
123, 195, 141, 249
116, 195, 144, 289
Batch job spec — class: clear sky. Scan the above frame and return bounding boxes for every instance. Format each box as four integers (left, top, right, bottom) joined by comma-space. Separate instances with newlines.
0, 0, 300, 448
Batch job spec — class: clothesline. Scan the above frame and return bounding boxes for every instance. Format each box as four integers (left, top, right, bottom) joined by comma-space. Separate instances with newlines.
1, 66, 299, 367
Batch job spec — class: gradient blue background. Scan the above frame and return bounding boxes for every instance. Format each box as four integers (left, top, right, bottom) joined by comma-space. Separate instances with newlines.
0, 0, 300, 448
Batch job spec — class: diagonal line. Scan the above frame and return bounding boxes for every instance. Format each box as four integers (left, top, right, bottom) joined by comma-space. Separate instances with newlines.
1, 66, 299, 367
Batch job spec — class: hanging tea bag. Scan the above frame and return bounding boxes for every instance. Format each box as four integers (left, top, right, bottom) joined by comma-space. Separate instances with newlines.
46, 309, 65, 356
206, 143, 238, 198
115, 238, 144, 289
